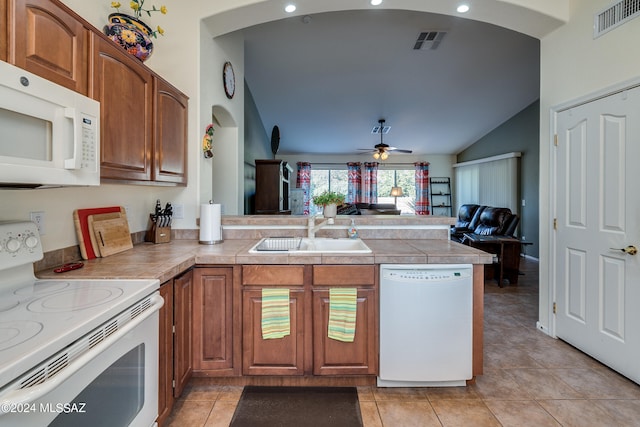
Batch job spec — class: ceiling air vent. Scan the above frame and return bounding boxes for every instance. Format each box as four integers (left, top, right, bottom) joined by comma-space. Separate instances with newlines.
413, 31, 447, 50
371, 125, 391, 134
594, 0, 640, 38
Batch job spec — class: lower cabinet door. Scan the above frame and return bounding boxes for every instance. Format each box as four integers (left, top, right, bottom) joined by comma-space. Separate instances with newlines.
192, 267, 235, 374
157, 280, 174, 427
242, 288, 306, 375
173, 270, 193, 397
312, 288, 378, 375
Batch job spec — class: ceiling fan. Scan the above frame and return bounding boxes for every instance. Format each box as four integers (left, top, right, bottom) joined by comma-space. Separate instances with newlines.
358, 119, 413, 160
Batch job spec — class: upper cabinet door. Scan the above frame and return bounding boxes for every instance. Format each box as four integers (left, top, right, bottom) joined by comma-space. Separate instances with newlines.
11, 0, 89, 94
1, 0, 8, 62
154, 77, 188, 185
93, 33, 153, 182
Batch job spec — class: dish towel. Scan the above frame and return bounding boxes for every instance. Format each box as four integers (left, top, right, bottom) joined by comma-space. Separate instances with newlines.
261, 288, 290, 339
328, 288, 357, 342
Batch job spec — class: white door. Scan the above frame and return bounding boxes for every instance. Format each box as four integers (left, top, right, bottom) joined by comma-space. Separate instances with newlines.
555, 86, 640, 384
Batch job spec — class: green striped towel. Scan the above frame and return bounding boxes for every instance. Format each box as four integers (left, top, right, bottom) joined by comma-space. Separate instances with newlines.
328, 288, 357, 342
261, 288, 290, 339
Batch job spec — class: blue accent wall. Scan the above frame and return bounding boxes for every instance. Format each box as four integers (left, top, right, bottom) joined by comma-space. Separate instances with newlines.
457, 101, 539, 258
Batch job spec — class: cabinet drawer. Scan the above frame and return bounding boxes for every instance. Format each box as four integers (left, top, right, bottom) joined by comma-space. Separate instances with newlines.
313, 265, 376, 286
242, 265, 304, 286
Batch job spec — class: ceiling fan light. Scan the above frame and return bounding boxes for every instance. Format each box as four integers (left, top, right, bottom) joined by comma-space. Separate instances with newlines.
373, 152, 380, 159
380, 151, 389, 160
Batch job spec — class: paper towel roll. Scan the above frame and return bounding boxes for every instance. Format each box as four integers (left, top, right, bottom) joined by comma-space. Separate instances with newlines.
199, 203, 223, 244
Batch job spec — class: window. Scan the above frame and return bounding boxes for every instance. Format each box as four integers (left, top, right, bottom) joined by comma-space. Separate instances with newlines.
310, 166, 415, 214
377, 169, 416, 214
309, 169, 348, 215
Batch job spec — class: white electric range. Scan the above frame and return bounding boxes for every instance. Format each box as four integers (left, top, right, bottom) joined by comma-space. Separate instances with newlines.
0, 221, 162, 427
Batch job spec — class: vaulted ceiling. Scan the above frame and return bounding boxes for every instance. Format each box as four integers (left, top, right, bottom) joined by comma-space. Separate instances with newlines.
241, 9, 540, 156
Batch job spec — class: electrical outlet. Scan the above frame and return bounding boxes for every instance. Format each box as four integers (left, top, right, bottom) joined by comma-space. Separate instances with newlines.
30, 211, 46, 235
173, 204, 184, 219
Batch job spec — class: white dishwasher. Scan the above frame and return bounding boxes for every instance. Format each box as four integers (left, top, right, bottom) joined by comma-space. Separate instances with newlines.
378, 264, 473, 387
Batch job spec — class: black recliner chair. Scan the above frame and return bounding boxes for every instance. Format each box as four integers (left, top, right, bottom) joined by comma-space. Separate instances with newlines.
451, 204, 519, 242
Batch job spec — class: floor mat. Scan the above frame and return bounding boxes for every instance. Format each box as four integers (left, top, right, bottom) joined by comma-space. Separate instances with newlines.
230, 386, 363, 427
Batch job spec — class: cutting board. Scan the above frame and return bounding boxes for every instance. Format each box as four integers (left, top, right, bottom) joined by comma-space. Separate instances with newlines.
87, 211, 128, 257
73, 206, 125, 259
92, 216, 133, 257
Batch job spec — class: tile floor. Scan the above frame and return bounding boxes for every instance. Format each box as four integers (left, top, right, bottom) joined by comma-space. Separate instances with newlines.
165, 258, 640, 426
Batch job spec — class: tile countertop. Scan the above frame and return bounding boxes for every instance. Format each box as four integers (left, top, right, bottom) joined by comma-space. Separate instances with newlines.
36, 239, 493, 284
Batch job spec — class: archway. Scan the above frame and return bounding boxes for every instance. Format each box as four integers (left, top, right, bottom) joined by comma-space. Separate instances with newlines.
200, 105, 240, 214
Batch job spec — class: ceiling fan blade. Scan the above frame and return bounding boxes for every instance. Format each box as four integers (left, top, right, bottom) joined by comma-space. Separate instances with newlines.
357, 148, 376, 151
386, 147, 412, 153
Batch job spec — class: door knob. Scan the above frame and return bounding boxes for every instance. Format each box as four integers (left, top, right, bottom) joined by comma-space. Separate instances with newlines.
610, 245, 638, 255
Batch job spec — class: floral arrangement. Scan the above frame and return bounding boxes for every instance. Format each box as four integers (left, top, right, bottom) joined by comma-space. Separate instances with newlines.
202, 124, 214, 158
312, 191, 345, 206
110, 1, 167, 37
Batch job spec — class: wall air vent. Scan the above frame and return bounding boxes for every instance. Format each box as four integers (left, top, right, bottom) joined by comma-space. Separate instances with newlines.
413, 31, 447, 50
594, 0, 640, 38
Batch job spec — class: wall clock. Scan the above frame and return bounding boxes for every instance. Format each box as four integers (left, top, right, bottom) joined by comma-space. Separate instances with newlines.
223, 61, 235, 99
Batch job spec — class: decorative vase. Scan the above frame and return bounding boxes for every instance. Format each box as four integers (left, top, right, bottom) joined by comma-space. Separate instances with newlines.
103, 13, 154, 62
322, 203, 337, 219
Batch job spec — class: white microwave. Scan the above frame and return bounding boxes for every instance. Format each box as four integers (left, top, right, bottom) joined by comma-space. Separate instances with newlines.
0, 61, 100, 188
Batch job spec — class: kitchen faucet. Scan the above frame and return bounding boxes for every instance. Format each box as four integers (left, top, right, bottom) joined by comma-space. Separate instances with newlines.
307, 215, 333, 238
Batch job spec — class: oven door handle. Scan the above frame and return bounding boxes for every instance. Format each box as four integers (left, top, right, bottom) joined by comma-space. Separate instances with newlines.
0, 293, 164, 411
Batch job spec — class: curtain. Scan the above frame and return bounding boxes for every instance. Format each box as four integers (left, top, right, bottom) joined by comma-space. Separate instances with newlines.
361, 162, 379, 204
414, 162, 430, 215
296, 162, 312, 215
346, 162, 362, 203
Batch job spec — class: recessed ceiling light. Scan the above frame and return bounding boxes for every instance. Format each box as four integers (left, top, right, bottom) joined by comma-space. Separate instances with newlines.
371, 0, 383, 5
457, 4, 470, 13
285, 4, 296, 13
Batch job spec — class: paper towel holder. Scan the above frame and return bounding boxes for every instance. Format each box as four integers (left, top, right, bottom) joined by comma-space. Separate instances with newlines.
199, 200, 224, 245
199, 225, 223, 245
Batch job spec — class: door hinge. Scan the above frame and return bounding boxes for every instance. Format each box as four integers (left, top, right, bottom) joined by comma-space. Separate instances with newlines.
172, 325, 176, 334
172, 380, 176, 389
553, 218, 557, 230
554, 134, 558, 146
553, 302, 557, 314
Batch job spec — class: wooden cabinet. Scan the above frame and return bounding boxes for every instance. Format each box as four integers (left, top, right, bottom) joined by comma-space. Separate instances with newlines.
154, 77, 188, 184
243, 287, 307, 375
157, 280, 174, 427
192, 267, 240, 375
173, 269, 193, 396
10, 0, 89, 94
158, 269, 193, 427
92, 35, 188, 185
1, 0, 8, 62
92, 33, 154, 182
312, 265, 378, 375
242, 265, 309, 375
240, 264, 378, 377
254, 159, 293, 214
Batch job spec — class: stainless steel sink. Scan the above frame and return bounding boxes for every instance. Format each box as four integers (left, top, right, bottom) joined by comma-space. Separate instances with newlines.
248, 237, 372, 254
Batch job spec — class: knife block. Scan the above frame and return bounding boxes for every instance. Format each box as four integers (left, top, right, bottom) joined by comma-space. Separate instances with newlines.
146, 223, 171, 244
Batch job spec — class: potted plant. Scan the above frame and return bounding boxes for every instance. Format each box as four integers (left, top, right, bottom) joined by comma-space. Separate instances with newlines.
312, 191, 346, 218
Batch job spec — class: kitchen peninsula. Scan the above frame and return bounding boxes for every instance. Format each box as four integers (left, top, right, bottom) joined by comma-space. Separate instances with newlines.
36, 215, 492, 423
